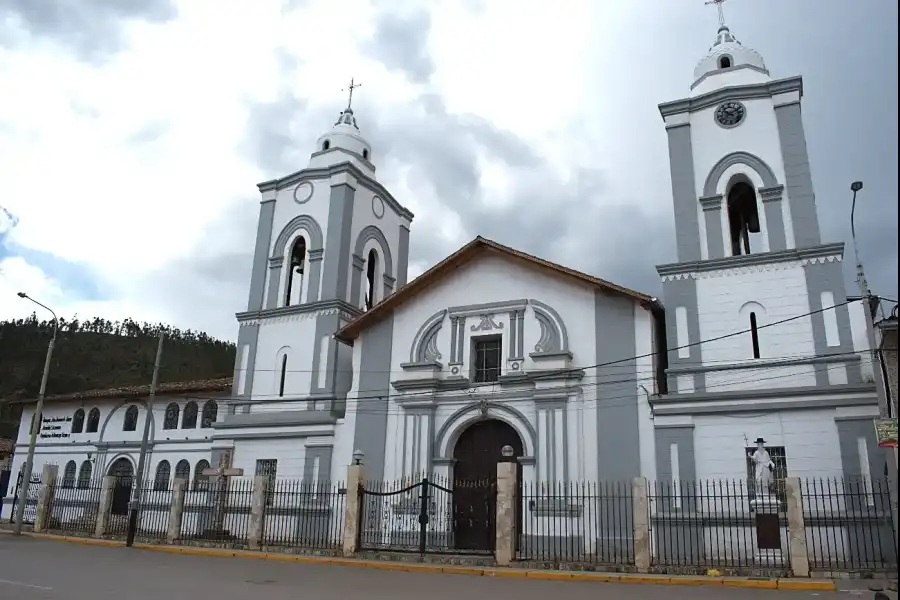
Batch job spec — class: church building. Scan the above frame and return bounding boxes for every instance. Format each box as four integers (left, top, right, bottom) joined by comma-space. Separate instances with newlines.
5, 13, 885, 514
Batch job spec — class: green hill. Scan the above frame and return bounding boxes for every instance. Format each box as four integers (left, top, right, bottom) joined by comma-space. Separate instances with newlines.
0, 314, 236, 439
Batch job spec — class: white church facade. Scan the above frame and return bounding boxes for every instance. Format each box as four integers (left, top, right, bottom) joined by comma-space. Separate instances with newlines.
4, 16, 887, 527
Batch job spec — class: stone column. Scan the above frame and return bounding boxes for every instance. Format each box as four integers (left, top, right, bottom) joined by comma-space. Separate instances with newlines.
166, 478, 187, 544
632, 477, 651, 573
784, 477, 809, 577
94, 476, 116, 537
342, 462, 365, 556
248, 475, 268, 550
495, 461, 517, 566
33, 464, 58, 533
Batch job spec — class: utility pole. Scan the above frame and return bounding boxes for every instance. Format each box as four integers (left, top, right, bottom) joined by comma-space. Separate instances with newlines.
12, 293, 58, 536
126, 331, 164, 547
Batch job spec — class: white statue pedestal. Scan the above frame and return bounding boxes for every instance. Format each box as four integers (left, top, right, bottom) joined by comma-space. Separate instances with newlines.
750, 494, 783, 566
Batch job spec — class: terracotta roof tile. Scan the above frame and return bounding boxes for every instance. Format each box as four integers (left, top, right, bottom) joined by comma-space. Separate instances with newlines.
0, 438, 13, 454
337, 236, 655, 342
10, 377, 234, 405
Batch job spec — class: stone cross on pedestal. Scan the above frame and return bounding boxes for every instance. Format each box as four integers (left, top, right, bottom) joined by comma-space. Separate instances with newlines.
202, 455, 243, 537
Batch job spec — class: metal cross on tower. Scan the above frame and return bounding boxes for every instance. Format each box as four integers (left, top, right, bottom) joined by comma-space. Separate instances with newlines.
705, 0, 728, 26
343, 77, 362, 109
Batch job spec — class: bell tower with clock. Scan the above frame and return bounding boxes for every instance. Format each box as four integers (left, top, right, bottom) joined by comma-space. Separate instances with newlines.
653, 9, 864, 397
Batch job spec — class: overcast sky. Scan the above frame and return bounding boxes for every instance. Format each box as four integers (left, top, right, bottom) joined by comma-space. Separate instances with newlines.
0, 0, 897, 341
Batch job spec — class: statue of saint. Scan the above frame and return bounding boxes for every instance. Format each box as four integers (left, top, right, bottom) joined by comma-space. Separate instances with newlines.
749, 437, 775, 494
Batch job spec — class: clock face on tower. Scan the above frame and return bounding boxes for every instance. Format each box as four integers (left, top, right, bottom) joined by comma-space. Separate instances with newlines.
715, 101, 746, 128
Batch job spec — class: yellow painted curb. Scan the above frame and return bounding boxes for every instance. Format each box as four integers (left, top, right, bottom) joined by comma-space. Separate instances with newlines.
667, 576, 724, 586
722, 578, 778, 589
777, 579, 837, 591
618, 575, 673, 585
526, 570, 573, 581
25, 533, 122, 547
484, 569, 530, 579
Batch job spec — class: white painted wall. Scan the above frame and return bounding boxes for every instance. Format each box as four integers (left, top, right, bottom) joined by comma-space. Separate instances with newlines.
230, 439, 307, 480
249, 317, 317, 400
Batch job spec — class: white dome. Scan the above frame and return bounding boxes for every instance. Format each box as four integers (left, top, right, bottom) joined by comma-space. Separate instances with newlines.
693, 25, 767, 84
313, 107, 373, 163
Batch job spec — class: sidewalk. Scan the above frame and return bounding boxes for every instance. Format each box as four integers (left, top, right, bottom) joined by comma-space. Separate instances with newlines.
9, 531, 837, 591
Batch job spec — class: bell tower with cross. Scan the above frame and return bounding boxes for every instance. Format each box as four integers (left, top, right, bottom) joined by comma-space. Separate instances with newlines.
217, 76, 415, 480
653, 0, 862, 397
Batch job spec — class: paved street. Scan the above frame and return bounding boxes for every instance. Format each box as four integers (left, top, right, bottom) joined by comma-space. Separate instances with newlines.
0, 535, 863, 599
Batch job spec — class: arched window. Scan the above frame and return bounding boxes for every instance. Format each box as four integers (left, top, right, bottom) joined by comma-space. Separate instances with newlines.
719, 55, 732, 69
365, 248, 378, 311
182, 401, 198, 429
193, 459, 211, 491
174, 459, 191, 481
71, 409, 85, 434
750, 312, 761, 359
123, 405, 139, 432
727, 181, 761, 256
362, 148, 369, 160
62, 461, 77, 488
86, 408, 100, 433
285, 237, 307, 306
279, 354, 288, 397
201, 401, 218, 428
322, 140, 330, 151
163, 403, 180, 430
77, 460, 93, 489
154, 460, 171, 491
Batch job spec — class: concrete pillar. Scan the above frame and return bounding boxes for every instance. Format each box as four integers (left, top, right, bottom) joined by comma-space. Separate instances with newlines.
784, 477, 810, 577
495, 461, 517, 566
166, 477, 187, 544
248, 475, 268, 550
342, 463, 365, 556
33, 464, 58, 533
94, 476, 116, 537
632, 477, 651, 573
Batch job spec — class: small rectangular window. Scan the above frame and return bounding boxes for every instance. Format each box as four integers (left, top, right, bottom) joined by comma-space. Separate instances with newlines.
255, 459, 278, 506
472, 337, 502, 383
750, 312, 761, 359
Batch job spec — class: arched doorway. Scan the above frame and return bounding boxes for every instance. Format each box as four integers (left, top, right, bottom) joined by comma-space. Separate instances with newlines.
107, 457, 134, 516
452, 419, 524, 552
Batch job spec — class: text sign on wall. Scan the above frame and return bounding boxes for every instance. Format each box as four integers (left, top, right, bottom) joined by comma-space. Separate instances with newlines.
40, 416, 72, 439
874, 418, 898, 448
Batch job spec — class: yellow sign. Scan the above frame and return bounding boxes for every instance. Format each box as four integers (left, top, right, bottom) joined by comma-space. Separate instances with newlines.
874, 419, 898, 448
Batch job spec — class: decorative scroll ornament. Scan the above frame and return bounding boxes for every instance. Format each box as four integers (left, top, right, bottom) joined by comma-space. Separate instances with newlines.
470, 314, 503, 332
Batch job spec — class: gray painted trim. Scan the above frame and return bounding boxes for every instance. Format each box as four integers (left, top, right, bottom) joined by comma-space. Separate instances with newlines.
654, 395, 878, 416
658, 76, 803, 118
760, 186, 787, 252
257, 161, 414, 222
98, 400, 156, 443
350, 225, 395, 307
653, 384, 878, 416
690, 63, 771, 90
433, 401, 537, 459
212, 410, 337, 429
212, 430, 336, 441
309, 146, 376, 172
320, 184, 356, 302
656, 242, 844, 277
833, 415, 881, 422
666, 351, 861, 375
665, 123, 702, 263
803, 261, 859, 385
405, 310, 446, 364
392, 369, 585, 393
538, 405, 569, 482
655, 382, 875, 404
447, 299, 528, 318
310, 312, 340, 397
397, 224, 410, 288
448, 317, 466, 364
661, 278, 705, 393
232, 324, 260, 400
774, 101, 821, 248
654, 423, 695, 430
594, 290, 641, 482
247, 200, 276, 311
529, 299, 570, 355
655, 426, 697, 491
701, 197, 725, 260
303, 445, 333, 482
702, 151, 778, 197
353, 312, 394, 481
237, 298, 361, 323
271, 214, 325, 259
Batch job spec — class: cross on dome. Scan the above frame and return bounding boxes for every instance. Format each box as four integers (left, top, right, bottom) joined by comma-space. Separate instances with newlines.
691, 0, 767, 91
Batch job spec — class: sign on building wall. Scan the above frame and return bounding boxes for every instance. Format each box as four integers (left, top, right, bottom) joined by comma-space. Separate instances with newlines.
874, 418, 898, 448
40, 416, 72, 439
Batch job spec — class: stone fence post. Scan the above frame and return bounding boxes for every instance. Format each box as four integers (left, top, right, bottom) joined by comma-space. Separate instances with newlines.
33, 464, 58, 533
166, 477, 187, 544
248, 475, 268, 550
94, 476, 116, 537
632, 477, 651, 573
784, 477, 809, 577
495, 461, 517, 566
342, 457, 365, 556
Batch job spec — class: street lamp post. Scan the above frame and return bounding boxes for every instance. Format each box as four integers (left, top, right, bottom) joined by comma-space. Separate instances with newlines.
12, 292, 58, 535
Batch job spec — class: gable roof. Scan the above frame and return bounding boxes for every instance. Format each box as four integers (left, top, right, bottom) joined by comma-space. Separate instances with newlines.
8, 377, 234, 405
336, 236, 654, 343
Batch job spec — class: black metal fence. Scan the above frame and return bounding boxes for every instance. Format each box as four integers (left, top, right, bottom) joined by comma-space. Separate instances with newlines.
261, 480, 345, 550
517, 480, 635, 564
8, 472, 41, 525
358, 475, 495, 555
47, 477, 103, 534
801, 477, 897, 573
134, 481, 173, 540
180, 478, 253, 544
648, 479, 791, 572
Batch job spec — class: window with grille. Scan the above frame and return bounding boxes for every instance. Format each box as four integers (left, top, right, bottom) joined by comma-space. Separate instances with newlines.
745, 445, 788, 507
255, 459, 277, 506
472, 336, 502, 383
